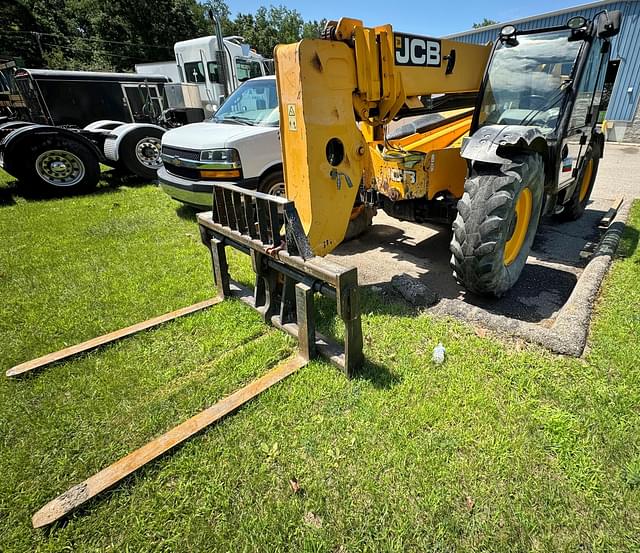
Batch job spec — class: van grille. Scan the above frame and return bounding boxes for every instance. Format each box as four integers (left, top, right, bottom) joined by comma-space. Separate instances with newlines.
161, 146, 200, 161
166, 164, 200, 180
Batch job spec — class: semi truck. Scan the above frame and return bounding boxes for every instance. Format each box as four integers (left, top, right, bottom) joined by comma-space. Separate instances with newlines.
0, 20, 272, 195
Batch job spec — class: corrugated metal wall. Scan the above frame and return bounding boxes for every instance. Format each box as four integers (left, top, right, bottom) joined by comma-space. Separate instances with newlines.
448, 0, 640, 122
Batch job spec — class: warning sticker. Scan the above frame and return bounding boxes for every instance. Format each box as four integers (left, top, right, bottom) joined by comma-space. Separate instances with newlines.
287, 104, 297, 131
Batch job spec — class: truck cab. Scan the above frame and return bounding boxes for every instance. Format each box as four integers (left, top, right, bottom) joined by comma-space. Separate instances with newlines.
174, 36, 272, 118
158, 75, 283, 208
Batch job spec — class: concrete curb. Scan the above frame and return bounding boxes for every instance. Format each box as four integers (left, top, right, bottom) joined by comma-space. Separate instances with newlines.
431, 202, 630, 356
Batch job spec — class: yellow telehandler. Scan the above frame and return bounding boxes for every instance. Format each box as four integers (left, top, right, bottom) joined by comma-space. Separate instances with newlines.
22, 11, 622, 527
197, 10, 621, 371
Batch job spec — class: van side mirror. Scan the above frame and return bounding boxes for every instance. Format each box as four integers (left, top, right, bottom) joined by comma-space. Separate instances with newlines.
597, 10, 621, 38
219, 95, 226, 107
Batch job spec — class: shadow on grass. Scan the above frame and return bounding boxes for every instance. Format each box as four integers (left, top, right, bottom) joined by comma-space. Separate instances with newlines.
0, 182, 17, 206
313, 287, 409, 389
615, 220, 639, 259
0, 171, 157, 207
175, 204, 202, 222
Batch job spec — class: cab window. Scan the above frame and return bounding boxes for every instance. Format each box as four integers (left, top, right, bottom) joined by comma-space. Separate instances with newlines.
235, 59, 263, 82
183, 61, 220, 84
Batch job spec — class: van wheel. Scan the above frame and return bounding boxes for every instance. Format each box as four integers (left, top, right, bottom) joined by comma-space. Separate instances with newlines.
22, 136, 100, 195
554, 147, 599, 222
450, 152, 544, 297
258, 170, 285, 197
119, 127, 164, 180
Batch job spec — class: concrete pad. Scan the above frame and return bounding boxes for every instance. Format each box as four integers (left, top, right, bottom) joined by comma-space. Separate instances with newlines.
328, 144, 639, 355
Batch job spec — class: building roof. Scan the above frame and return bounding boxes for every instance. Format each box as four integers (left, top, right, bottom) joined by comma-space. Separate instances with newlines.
446, 0, 632, 38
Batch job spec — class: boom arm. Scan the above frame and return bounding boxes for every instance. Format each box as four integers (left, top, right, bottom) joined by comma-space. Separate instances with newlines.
275, 18, 492, 255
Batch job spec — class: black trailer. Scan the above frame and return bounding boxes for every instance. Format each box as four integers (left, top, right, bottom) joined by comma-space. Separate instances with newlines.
12, 69, 170, 127
0, 69, 175, 193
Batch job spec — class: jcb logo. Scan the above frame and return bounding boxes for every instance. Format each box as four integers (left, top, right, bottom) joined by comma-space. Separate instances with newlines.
394, 33, 441, 67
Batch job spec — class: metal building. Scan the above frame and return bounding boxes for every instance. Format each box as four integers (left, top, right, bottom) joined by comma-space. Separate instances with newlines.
448, 0, 640, 142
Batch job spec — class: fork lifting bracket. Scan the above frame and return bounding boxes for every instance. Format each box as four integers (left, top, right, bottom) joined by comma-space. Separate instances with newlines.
196, 182, 363, 377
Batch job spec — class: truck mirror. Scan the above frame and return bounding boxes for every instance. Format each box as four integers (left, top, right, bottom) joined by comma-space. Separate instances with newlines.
219, 95, 226, 107
597, 10, 621, 38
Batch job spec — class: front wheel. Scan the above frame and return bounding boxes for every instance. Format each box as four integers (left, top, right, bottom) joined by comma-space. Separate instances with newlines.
258, 170, 286, 197
450, 153, 545, 297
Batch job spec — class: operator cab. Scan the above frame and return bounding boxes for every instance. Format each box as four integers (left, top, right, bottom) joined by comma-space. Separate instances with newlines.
472, 10, 621, 193
477, 28, 581, 134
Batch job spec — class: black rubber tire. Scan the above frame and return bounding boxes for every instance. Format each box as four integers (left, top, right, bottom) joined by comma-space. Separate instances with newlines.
450, 153, 545, 297
258, 170, 286, 197
344, 205, 376, 242
554, 147, 599, 222
20, 135, 100, 195
119, 127, 164, 180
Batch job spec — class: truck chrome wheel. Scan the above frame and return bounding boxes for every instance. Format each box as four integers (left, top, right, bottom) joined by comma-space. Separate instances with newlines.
135, 137, 162, 169
35, 150, 85, 187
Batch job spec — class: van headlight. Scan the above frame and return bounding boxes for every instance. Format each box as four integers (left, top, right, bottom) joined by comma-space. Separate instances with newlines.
199, 148, 242, 179
200, 148, 241, 166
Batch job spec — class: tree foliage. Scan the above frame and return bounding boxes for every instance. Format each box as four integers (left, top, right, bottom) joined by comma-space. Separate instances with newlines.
2, 0, 325, 71
204, 1, 326, 57
472, 18, 499, 29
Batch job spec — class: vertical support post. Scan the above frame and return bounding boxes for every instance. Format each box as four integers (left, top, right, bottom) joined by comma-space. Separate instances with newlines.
251, 250, 278, 322
336, 268, 363, 377
295, 282, 316, 361
210, 238, 231, 299
279, 276, 297, 324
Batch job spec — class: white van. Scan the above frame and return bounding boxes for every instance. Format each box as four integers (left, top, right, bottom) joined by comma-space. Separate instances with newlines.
158, 75, 283, 208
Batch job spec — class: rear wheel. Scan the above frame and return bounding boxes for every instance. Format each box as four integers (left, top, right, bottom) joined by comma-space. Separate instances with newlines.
21, 136, 100, 195
119, 127, 164, 180
450, 152, 544, 297
554, 147, 599, 222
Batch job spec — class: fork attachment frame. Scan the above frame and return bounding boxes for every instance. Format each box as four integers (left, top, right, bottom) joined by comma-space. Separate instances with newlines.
197, 182, 363, 377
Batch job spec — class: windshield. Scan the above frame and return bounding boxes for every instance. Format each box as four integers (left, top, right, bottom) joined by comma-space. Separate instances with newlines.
477, 30, 583, 135
212, 79, 279, 127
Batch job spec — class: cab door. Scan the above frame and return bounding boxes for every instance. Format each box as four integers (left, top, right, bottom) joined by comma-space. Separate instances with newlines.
558, 37, 609, 189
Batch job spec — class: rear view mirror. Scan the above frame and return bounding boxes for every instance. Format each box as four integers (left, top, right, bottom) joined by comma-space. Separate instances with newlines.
597, 10, 621, 38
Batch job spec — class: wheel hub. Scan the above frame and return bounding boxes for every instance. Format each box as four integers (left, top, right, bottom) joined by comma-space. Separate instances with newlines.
35, 150, 85, 187
135, 138, 162, 169
267, 181, 286, 197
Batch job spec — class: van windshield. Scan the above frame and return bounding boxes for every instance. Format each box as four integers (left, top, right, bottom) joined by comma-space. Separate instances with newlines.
477, 29, 583, 135
212, 79, 279, 127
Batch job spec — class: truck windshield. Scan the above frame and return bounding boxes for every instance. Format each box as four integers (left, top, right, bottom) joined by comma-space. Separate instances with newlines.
477, 30, 583, 135
212, 79, 279, 127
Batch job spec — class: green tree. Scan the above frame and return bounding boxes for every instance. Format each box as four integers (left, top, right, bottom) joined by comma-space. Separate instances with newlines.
231, 5, 304, 57
3, 0, 332, 71
472, 18, 499, 28
202, 0, 235, 36
302, 18, 327, 39
4, 0, 208, 70
0, 0, 42, 66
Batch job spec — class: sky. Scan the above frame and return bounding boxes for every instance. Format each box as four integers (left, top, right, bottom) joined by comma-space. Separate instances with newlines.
223, 0, 595, 36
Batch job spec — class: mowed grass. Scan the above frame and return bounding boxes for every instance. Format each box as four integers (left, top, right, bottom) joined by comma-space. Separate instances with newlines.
1, 168, 639, 552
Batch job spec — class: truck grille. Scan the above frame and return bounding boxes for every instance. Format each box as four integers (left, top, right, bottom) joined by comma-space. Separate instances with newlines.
161, 146, 201, 161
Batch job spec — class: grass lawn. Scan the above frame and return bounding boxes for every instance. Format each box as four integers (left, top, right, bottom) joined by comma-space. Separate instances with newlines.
1, 168, 639, 552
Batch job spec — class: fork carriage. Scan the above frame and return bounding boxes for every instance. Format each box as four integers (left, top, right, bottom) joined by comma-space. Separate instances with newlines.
197, 181, 364, 376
